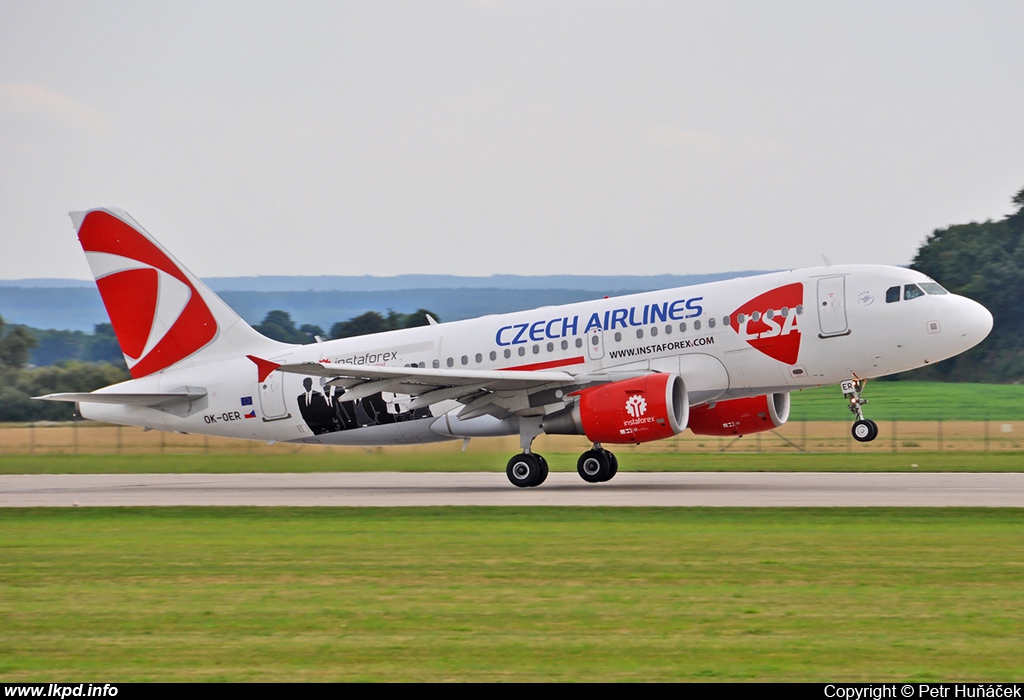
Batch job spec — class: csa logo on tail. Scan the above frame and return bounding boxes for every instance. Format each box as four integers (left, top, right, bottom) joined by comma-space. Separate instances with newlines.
78, 210, 218, 378
730, 283, 803, 365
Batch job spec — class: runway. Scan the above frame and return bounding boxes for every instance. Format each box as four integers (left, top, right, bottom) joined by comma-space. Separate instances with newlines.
1, 472, 1022, 507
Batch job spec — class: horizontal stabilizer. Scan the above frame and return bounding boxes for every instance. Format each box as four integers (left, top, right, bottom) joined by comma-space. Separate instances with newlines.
33, 391, 207, 407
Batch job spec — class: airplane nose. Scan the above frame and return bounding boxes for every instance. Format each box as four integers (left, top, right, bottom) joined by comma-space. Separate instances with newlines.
955, 297, 993, 350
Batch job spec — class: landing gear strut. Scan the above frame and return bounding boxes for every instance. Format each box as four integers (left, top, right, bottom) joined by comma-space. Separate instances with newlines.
842, 374, 878, 442
507, 417, 549, 488
506, 418, 620, 487
577, 444, 618, 483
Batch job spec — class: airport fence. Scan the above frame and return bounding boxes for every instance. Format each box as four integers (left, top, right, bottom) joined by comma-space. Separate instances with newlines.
0, 420, 1022, 456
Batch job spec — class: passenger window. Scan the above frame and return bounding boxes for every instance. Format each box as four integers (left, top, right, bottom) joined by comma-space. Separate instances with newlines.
886, 286, 900, 303
904, 284, 925, 301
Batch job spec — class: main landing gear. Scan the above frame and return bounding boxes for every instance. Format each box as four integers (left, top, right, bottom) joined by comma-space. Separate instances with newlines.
506, 452, 549, 488
842, 374, 878, 442
506, 417, 619, 487
505, 446, 620, 488
577, 445, 618, 483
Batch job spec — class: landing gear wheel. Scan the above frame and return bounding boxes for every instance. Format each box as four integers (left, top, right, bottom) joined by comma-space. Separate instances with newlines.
577, 449, 611, 483
535, 454, 549, 487
603, 451, 618, 482
852, 419, 878, 442
507, 453, 544, 487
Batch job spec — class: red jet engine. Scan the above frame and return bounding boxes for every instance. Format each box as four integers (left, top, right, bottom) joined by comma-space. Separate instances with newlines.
687, 393, 790, 436
543, 373, 688, 444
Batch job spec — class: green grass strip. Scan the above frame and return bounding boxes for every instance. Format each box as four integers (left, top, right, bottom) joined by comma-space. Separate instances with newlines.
1, 507, 1022, 681
1, 451, 1022, 474
789, 382, 1024, 421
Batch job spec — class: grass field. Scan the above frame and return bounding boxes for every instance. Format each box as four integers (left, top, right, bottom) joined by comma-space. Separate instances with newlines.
2, 419, 1024, 471
1, 507, 1021, 682
2, 450, 1023, 474
788, 382, 1024, 421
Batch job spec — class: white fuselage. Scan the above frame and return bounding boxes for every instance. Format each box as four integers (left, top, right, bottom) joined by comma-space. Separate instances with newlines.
79, 264, 992, 446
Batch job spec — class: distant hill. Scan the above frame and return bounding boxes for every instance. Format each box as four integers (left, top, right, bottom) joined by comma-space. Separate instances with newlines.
0, 271, 768, 331
198, 272, 768, 293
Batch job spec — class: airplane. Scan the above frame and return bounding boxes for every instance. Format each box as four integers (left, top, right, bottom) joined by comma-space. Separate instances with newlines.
37, 207, 993, 487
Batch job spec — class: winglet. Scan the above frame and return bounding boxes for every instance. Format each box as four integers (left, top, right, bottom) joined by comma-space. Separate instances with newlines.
247, 355, 282, 382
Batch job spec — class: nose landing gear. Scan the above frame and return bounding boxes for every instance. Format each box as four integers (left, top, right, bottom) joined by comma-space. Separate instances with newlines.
842, 375, 878, 442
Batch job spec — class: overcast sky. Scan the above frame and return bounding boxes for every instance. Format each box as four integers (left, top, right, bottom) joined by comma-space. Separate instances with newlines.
2, 1, 1022, 281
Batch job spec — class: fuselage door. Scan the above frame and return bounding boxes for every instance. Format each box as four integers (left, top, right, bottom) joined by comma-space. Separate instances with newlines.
817, 275, 850, 337
259, 373, 291, 421
587, 327, 605, 360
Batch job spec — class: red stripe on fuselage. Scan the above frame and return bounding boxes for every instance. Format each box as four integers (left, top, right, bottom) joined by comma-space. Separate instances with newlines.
500, 356, 586, 372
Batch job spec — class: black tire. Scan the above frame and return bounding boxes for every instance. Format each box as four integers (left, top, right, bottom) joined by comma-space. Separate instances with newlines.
533, 454, 549, 487
603, 451, 618, 482
577, 449, 610, 483
852, 419, 877, 442
507, 453, 542, 487
865, 419, 878, 441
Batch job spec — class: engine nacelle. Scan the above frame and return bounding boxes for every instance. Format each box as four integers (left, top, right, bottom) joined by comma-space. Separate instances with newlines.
687, 393, 790, 436
543, 373, 688, 445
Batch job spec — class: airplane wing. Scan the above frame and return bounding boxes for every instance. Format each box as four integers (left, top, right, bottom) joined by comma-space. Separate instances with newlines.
272, 361, 647, 419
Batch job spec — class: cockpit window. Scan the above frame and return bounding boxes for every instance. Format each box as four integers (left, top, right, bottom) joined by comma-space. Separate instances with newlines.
904, 284, 926, 301
919, 282, 948, 295
886, 286, 901, 303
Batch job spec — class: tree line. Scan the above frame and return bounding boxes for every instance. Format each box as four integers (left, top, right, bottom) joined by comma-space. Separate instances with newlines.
18, 309, 441, 367
0, 317, 130, 422
253, 308, 439, 344
907, 186, 1024, 382
0, 308, 440, 422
